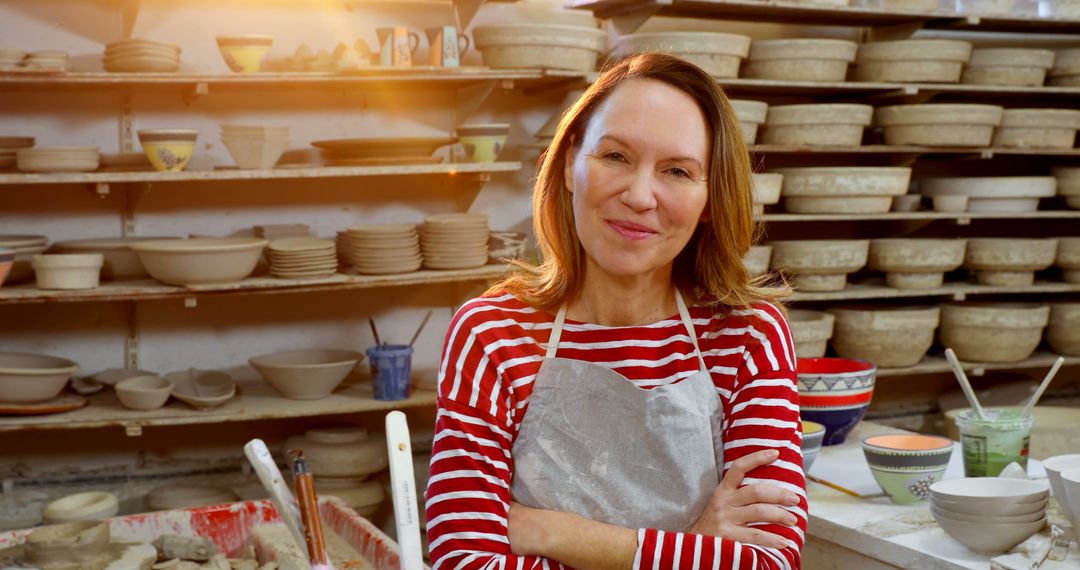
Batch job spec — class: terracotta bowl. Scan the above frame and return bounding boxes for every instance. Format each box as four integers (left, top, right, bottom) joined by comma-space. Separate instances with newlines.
801, 420, 826, 472
797, 357, 876, 445
115, 374, 173, 411
249, 348, 363, 400
0, 351, 79, 404
861, 433, 953, 504
42, 491, 119, 523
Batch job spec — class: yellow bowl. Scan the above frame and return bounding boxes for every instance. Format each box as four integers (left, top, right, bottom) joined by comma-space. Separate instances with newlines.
137, 129, 197, 172
216, 35, 273, 73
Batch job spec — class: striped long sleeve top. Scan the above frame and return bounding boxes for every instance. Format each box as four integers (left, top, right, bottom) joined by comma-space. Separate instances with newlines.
425, 292, 806, 570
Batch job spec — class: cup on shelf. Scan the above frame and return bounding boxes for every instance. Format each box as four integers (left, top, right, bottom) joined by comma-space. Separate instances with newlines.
366, 343, 414, 401
377, 27, 420, 67
426, 26, 470, 67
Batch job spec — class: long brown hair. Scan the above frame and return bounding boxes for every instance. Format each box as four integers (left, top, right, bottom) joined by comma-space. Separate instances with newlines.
492, 52, 789, 312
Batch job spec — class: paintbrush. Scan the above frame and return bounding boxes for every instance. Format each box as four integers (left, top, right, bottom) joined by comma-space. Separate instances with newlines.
291, 450, 333, 569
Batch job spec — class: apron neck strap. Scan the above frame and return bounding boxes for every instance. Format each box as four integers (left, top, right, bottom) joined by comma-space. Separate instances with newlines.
547, 288, 709, 372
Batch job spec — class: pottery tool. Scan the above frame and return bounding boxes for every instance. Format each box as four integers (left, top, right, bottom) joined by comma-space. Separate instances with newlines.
290, 450, 333, 569
408, 309, 434, 348
243, 438, 310, 566
385, 411, 424, 570
944, 348, 987, 420
368, 317, 382, 346
1020, 357, 1065, 419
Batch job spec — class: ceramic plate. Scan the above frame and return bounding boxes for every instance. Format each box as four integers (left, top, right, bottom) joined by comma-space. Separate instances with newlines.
268, 237, 335, 252
0, 393, 86, 415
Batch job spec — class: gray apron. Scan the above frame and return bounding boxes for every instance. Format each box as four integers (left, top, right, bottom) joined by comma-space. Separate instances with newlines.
511, 290, 724, 532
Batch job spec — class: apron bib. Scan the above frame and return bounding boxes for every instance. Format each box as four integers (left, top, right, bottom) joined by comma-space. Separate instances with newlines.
510, 290, 724, 532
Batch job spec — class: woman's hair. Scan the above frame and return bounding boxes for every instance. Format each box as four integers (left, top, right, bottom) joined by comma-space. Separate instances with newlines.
491, 52, 790, 313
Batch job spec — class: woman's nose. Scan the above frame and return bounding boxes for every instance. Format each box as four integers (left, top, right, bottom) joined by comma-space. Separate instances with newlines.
620, 168, 659, 212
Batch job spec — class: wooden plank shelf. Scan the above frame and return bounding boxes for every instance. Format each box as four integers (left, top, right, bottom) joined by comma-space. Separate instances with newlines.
761, 210, 1080, 222
749, 144, 1080, 158
0, 265, 510, 306
0, 68, 588, 92
715, 78, 1080, 102
0, 381, 438, 434
789, 280, 1080, 302
876, 352, 1079, 378
567, 0, 1080, 34
0, 161, 521, 186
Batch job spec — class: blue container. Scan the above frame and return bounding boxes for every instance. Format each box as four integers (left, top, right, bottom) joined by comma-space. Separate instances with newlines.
367, 344, 414, 401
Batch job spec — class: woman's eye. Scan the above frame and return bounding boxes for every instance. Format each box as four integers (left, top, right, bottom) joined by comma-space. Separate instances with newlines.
668, 167, 691, 179
604, 152, 626, 162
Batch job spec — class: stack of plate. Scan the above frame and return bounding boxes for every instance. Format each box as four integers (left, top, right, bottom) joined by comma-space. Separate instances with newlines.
23, 51, 68, 70
1, 235, 49, 284
0, 136, 34, 170
104, 39, 180, 72
0, 48, 25, 68
268, 237, 337, 279
346, 224, 422, 275
311, 138, 453, 167
16, 147, 99, 173
420, 213, 490, 270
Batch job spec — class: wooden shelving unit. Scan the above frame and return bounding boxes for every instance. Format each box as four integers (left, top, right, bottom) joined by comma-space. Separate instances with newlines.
0, 382, 439, 435
761, 210, 1080, 222
0, 266, 510, 306
876, 352, 1077, 378
749, 144, 1080, 159
789, 280, 1080, 302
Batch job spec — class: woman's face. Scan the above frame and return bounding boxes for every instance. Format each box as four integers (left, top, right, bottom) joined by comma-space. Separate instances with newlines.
565, 78, 711, 281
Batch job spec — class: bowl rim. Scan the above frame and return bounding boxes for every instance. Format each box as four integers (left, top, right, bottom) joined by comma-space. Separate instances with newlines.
249, 348, 364, 370
797, 356, 877, 376
0, 351, 79, 375
129, 238, 268, 253
862, 433, 954, 453
115, 374, 172, 393
929, 477, 1049, 501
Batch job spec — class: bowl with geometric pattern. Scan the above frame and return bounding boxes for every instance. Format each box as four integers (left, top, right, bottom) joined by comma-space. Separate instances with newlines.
797, 357, 876, 445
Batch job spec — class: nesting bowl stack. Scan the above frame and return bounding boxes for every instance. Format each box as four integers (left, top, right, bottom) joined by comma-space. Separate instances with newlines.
347, 224, 422, 275
929, 478, 1049, 554
103, 39, 180, 72
420, 213, 491, 270
268, 237, 337, 279
0, 48, 25, 68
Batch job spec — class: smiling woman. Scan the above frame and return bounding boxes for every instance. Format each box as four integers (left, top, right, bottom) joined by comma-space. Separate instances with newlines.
425, 53, 805, 570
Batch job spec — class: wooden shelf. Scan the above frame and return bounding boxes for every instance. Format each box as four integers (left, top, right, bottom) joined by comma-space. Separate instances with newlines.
0, 381, 438, 435
567, 0, 1080, 34
750, 144, 1080, 158
876, 352, 1078, 377
0, 162, 521, 187
789, 280, 1080, 302
0, 266, 510, 306
716, 78, 1080, 103
761, 210, 1080, 222
0, 68, 588, 93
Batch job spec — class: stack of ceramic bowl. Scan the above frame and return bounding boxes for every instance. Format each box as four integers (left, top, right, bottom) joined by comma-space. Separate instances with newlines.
16, 147, 99, 173
220, 125, 289, 170
267, 237, 337, 279
283, 428, 388, 517
1, 235, 48, 284
801, 421, 826, 472
929, 478, 1049, 554
103, 39, 180, 72
0, 136, 34, 171
797, 357, 876, 446
420, 213, 490, 270
0, 48, 25, 68
23, 51, 69, 71
347, 224, 422, 275
0, 351, 80, 405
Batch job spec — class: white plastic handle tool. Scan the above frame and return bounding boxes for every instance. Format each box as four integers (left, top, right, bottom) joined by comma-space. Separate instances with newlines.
386, 411, 424, 570
243, 438, 310, 566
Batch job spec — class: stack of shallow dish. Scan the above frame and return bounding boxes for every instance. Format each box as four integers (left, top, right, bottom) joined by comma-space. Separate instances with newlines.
268, 237, 337, 279
347, 224, 422, 275
23, 51, 69, 71
1, 235, 48, 284
0, 136, 34, 170
16, 147, 99, 173
929, 478, 1049, 554
420, 213, 490, 270
0, 48, 25, 68
103, 39, 180, 72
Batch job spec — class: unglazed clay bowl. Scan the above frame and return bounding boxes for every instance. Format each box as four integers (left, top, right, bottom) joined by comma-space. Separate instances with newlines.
1044, 455, 1080, 534
789, 309, 834, 359
42, 491, 119, 523
827, 305, 941, 368
931, 509, 1046, 554
249, 348, 363, 400
131, 238, 267, 285
929, 477, 1049, 506
801, 420, 826, 472
861, 433, 953, 504
0, 351, 80, 403
50, 237, 177, 281
797, 357, 876, 445
114, 374, 172, 410
26, 521, 111, 570
165, 369, 236, 409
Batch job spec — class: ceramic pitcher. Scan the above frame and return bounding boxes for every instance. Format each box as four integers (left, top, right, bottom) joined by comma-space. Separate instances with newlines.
376, 27, 420, 67
425, 26, 470, 67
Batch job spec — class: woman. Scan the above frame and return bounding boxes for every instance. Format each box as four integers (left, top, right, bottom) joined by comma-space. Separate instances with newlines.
425, 53, 806, 570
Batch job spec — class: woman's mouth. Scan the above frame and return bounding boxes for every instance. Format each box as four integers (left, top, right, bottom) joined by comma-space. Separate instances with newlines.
606, 220, 657, 241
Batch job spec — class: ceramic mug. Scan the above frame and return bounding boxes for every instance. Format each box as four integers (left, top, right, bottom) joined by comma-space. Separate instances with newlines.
376, 27, 420, 67
425, 26, 470, 67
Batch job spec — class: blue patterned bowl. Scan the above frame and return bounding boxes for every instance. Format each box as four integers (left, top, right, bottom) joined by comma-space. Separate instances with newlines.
798, 357, 876, 445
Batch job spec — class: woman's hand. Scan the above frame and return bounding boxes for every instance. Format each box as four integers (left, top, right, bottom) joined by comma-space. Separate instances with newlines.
689, 449, 801, 549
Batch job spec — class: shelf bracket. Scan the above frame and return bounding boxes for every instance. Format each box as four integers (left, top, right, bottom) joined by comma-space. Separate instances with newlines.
952, 292, 967, 301
184, 296, 197, 309
183, 82, 209, 106
124, 424, 143, 437
93, 182, 110, 198
455, 80, 500, 125
119, 94, 135, 153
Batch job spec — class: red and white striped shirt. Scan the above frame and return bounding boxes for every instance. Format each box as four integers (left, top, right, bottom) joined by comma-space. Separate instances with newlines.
426, 292, 806, 570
